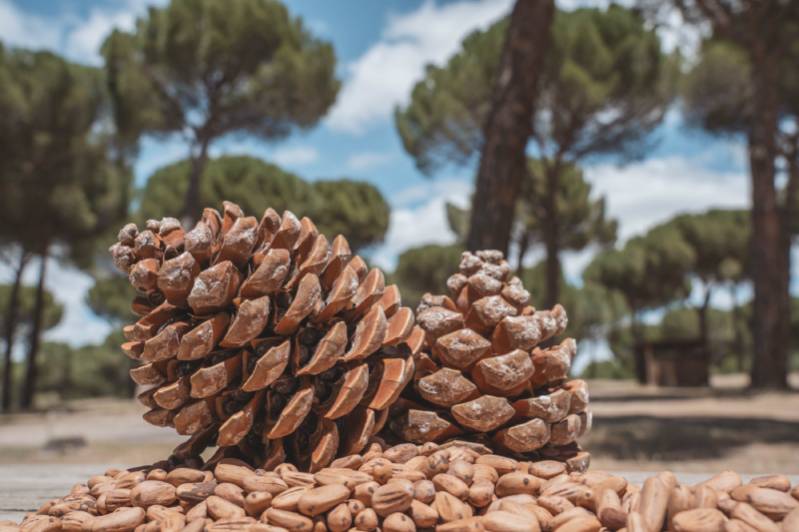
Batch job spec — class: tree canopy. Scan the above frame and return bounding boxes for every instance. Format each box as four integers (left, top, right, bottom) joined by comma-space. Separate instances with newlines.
395, 4, 664, 302
396, 5, 675, 176
102, 0, 340, 219
584, 226, 694, 315
0, 47, 128, 409
308, 180, 390, 251
0, 49, 127, 255
581, 209, 757, 382
86, 276, 136, 325
36, 332, 133, 400
673, 0, 799, 388
139, 155, 313, 220
139, 155, 390, 251
519, 161, 615, 251
662, 209, 749, 286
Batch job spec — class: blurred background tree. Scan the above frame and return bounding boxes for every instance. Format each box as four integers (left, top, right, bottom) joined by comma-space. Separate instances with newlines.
655, 210, 750, 364
396, 4, 672, 306
0, 48, 129, 409
395, 5, 677, 258
102, 0, 340, 222
584, 225, 695, 382
672, 0, 799, 388
35, 332, 131, 401
307, 180, 390, 252
138, 155, 315, 221
85, 276, 137, 326
0, 285, 63, 410
138, 155, 390, 252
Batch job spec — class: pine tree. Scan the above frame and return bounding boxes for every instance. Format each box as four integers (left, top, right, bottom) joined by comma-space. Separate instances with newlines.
102, 0, 339, 221
396, 5, 673, 305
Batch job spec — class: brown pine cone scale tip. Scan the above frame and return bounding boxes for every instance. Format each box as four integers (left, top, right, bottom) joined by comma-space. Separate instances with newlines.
111, 202, 422, 472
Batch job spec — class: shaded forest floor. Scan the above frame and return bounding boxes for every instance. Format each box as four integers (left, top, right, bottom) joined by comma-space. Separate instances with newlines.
0, 374, 797, 473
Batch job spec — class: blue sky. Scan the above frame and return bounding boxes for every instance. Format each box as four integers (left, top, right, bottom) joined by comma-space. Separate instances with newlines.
0, 0, 773, 362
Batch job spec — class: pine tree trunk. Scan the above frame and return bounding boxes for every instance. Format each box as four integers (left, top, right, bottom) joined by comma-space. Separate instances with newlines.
729, 285, 746, 373
515, 230, 530, 275
2, 251, 29, 411
697, 285, 712, 365
748, 47, 788, 389
466, 0, 554, 253
775, 143, 798, 381
630, 311, 647, 385
183, 136, 211, 225
544, 163, 560, 309
20, 248, 48, 410
61, 347, 71, 401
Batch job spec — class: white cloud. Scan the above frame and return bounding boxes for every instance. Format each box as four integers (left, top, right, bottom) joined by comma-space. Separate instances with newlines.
271, 146, 319, 167
0, 0, 166, 65
65, 0, 169, 64
0, 1, 60, 51
366, 151, 749, 274
41, 260, 111, 347
306, 18, 330, 37
326, 0, 513, 134
369, 179, 470, 270
584, 155, 749, 241
346, 151, 393, 171
64, 8, 137, 65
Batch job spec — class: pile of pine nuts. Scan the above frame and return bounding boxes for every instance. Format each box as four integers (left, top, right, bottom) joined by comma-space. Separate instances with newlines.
6, 440, 799, 532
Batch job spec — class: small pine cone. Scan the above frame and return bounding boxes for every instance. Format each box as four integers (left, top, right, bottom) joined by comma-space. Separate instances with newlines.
112, 202, 422, 471
386, 250, 591, 461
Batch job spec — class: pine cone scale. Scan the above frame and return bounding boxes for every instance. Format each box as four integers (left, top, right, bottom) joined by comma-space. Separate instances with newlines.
241, 340, 290, 392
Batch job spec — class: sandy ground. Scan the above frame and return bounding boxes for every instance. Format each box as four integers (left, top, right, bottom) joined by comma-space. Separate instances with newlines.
0, 376, 797, 472
585, 376, 799, 473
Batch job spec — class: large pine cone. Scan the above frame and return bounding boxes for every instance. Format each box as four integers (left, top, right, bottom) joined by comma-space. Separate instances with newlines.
387, 250, 591, 463
109, 202, 422, 471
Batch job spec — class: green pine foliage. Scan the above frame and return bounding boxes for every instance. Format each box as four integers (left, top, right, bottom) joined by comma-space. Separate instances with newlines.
395, 5, 676, 175
102, 0, 340, 219
139, 155, 390, 252
308, 180, 390, 252
139, 156, 315, 221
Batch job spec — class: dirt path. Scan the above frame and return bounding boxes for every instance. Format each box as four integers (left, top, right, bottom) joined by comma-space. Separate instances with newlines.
586, 378, 799, 473
0, 399, 182, 465
0, 376, 797, 472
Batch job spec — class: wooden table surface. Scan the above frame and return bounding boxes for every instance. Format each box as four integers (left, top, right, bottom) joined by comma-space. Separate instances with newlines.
0, 464, 125, 522
3, 465, 797, 523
